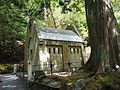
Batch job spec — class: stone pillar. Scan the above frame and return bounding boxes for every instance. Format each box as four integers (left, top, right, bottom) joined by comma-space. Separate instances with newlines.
28, 60, 32, 81
62, 42, 68, 71
13, 64, 17, 74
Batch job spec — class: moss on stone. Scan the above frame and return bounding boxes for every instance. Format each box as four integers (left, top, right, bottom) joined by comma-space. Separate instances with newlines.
83, 71, 120, 90
0, 64, 13, 74
36, 70, 120, 90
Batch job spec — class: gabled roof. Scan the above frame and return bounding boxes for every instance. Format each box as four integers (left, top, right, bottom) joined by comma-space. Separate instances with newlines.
35, 26, 84, 43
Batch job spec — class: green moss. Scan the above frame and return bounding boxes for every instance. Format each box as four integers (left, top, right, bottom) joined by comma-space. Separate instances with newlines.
36, 70, 120, 90
0, 64, 13, 74
84, 71, 120, 90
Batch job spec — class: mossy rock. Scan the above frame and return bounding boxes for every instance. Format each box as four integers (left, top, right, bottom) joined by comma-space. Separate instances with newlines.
0, 64, 13, 74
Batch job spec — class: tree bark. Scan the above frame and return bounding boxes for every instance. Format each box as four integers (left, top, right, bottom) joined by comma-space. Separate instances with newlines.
84, 0, 120, 73
44, 0, 47, 21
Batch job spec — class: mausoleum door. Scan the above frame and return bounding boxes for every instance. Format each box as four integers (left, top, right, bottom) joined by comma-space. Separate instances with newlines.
68, 46, 81, 71
47, 46, 63, 72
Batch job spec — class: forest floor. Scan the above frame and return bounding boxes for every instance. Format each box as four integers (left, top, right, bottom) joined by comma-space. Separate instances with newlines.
65, 70, 120, 90
35, 70, 120, 90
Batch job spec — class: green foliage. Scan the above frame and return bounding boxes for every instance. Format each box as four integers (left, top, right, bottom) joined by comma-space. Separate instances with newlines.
0, 0, 26, 63
112, 0, 120, 27
38, 0, 88, 39
0, 64, 13, 74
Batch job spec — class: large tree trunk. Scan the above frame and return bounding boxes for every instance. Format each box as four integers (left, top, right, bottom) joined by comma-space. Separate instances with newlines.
84, 0, 120, 73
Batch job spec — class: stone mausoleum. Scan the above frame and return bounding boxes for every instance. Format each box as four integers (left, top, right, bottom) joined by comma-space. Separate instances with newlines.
24, 23, 84, 81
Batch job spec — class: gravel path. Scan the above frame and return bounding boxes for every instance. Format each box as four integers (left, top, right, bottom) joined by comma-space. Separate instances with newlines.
0, 74, 27, 90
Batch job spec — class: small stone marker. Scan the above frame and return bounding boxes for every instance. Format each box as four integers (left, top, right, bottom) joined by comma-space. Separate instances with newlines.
74, 79, 85, 90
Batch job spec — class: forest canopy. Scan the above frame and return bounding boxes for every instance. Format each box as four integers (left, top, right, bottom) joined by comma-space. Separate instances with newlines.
0, 0, 120, 63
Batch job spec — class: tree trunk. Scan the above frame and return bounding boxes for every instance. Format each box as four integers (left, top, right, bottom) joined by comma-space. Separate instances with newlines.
44, 0, 47, 21
84, 0, 120, 73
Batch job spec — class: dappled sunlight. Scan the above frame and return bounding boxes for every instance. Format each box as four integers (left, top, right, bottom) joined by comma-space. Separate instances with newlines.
113, 28, 119, 36
0, 74, 26, 90
4, 75, 18, 81
47, 72, 72, 77
39, 51, 50, 70
113, 28, 117, 36
2, 85, 16, 88
116, 65, 120, 68
104, 0, 111, 8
